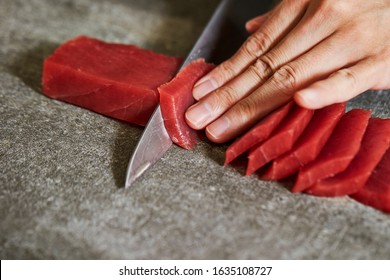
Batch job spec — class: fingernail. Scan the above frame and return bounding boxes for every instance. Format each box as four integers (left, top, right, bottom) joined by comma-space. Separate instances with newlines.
185, 102, 212, 128
193, 77, 218, 100
206, 116, 230, 140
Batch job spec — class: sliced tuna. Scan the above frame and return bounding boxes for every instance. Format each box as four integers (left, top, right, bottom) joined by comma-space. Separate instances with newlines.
246, 104, 314, 176
159, 59, 214, 149
224, 102, 293, 165
306, 118, 390, 197
42, 36, 182, 126
292, 109, 371, 193
261, 103, 346, 180
350, 147, 390, 213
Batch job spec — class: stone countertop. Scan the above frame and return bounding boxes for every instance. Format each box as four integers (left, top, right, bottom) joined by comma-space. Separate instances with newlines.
1, 0, 390, 259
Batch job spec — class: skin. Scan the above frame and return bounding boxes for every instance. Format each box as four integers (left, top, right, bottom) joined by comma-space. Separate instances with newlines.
185, 0, 390, 143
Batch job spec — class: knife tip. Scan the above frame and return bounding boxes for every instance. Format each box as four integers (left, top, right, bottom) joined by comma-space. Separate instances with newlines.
124, 181, 133, 189
124, 162, 152, 188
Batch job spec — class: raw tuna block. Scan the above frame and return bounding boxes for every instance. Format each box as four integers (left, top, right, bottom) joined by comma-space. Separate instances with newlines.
306, 118, 390, 197
350, 147, 390, 213
224, 101, 293, 165
292, 109, 371, 193
261, 103, 346, 180
246, 104, 314, 176
159, 59, 214, 149
42, 36, 182, 126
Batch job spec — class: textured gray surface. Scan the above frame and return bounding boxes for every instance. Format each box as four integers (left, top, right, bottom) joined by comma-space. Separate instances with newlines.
1, 0, 390, 260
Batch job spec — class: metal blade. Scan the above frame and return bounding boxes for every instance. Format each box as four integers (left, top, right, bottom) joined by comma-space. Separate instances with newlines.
125, 0, 232, 188
125, 106, 171, 188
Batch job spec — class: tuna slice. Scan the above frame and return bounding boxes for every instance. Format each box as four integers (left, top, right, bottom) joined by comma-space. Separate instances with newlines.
158, 59, 214, 149
292, 109, 371, 193
224, 101, 293, 165
246, 104, 314, 176
350, 147, 390, 213
42, 36, 182, 126
261, 103, 346, 180
306, 118, 390, 197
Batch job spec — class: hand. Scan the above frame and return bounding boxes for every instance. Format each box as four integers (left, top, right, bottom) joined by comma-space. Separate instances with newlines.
185, 0, 390, 143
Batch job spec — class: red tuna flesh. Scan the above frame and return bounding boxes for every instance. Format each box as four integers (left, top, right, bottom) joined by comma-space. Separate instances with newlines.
292, 109, 371, 193
350, 147, 390, 213
306, 118, 390, 197
159, 59, 214, 149
261, 103, 346, 180
246, 104, 314, 176
42, 36, 182, 126
224, 102, 293, 165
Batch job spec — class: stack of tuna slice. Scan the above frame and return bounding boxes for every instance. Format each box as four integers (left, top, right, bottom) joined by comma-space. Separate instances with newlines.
225, 102, 390, 213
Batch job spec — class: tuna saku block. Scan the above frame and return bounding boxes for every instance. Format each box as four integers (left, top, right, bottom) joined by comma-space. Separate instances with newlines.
42, 36, 182, 126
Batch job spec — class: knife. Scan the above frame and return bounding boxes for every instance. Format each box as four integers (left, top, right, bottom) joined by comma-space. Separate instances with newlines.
125, 0, 232, 188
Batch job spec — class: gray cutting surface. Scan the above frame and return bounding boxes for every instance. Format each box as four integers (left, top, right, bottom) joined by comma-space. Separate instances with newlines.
1, 0, 390, 259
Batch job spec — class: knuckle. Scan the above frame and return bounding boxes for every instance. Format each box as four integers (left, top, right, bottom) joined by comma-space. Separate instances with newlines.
234, 98, 259, 125
271, 65, 299, 94
217, 61, 236, 82
260, 53, 278, 73
233, 95, 276, 129
243, 32, 272, 58
248, 56, 274, 82
207, 98, 225, 118
213, 85, 240, 110
335, 68, 358, 86
318, 0, 349, 20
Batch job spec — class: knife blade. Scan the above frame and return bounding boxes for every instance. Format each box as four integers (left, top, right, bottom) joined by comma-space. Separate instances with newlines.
125, 0, 232, 188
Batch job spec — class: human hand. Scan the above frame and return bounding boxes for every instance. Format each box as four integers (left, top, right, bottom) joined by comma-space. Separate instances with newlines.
185, 0, 390, 143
